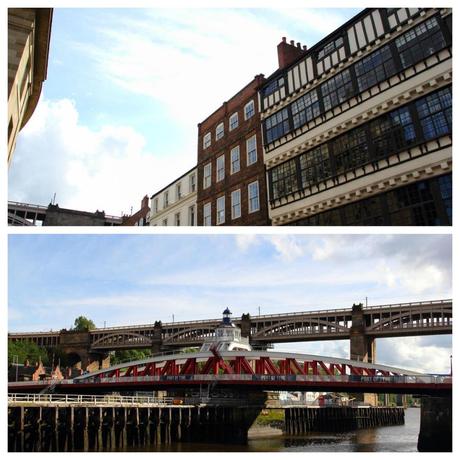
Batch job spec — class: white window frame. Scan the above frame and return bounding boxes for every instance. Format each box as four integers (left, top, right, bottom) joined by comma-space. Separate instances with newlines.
153, 198, 159, 213
174, 212, 181, 226
247, 135, 257, 166
164, 190, 169, 208
229, 112, 239, 131
203, 163, 212, 189
248, 181, 260, 213
231, 189, 241, 220
244, 100, 255, 120
216, 122, 224, 140
189, 173, 196, 193
162, 218, 168, 226
216, 196, 225, 225
188, 205, 195, 226
230, 146, 240, 174
216, 154, 225, 182
203, 202, 212, 226
203, 132, 211, 149
176, 182, 182, 200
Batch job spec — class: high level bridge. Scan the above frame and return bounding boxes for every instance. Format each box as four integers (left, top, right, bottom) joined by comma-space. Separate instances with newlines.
8, 300, 452, 367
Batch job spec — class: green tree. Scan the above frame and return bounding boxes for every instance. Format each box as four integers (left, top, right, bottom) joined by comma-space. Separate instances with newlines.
8, 340, 49, 366
72, 316, 96, 331
111, 348, 150, 365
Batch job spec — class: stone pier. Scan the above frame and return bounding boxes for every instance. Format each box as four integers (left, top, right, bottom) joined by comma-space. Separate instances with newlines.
417, 396, 452, 452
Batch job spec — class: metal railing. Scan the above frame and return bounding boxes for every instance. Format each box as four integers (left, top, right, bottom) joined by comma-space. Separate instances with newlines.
8, 393, 176, 406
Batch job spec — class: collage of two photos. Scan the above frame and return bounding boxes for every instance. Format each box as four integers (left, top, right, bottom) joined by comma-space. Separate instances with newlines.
6, 5, 452, 454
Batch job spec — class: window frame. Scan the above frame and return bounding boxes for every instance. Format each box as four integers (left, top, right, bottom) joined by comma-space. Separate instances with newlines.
229, 112, 239, 131
216, 195, 225, 225
203, 202, 212, 226
215, 122, 224, 141
231, 189, 241, 220
203, 132, 211, 149
203, 163, 212, 189
248, 181, 260, 213
216, 154, 225, 182
246, 135, 257, 166
231, 146, 240, 174
244, 100, 255, 120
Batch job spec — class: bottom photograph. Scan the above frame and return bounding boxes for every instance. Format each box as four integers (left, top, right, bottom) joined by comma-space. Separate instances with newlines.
7, 234, 452, 453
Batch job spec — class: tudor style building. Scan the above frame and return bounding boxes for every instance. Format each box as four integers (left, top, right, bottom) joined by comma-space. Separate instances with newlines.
196, 75, 270, 226
261, 8, 452, 225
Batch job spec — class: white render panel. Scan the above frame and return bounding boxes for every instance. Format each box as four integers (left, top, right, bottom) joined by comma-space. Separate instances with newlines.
299, 60, 307, 87
280, 86, 286, 99
397, 9, 408, 23
372, 10, 385, 37
388, 15, 397, 29
347, 27, 357, 53
408, 8, 420, 17
287, 70, 294, 94
331, 52, 339, 66
317, 60, 324, 75
364, 16, 375, 42
355, 21, 367, 49
293, 65, 300, 90
306, 57, 314, 81
339, 47, 346, 61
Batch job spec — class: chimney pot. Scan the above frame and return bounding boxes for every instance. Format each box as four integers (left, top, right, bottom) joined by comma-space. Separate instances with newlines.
297, 42, 301, 49
290, 40, 295, 46
303, 45, 307, 51
282, 37, 287, 43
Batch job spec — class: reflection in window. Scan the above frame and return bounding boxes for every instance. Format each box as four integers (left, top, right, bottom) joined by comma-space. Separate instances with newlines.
354, 45, 397, 92
416, 87, 452, 140
395, 16, 446, 69
291, 90, 321, 129
299, 144, 332, 188
321, 68, 354, 111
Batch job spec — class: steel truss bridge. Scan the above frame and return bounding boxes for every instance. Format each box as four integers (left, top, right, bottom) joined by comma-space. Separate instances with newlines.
8, 299, 452, 351
9, 351, 452, 396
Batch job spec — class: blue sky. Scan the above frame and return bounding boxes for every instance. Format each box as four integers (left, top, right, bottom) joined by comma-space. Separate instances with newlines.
8, 234, 452, 373
8, 8, 361, 215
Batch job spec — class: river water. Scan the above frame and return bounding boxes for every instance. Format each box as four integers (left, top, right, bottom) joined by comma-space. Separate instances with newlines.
131, 408, 421, 452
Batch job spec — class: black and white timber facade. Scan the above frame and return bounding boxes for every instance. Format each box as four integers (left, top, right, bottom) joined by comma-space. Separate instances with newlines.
261, 8, 452, 225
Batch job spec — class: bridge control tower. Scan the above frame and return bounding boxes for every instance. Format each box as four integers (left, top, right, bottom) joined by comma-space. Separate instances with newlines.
200, 308, 252, 353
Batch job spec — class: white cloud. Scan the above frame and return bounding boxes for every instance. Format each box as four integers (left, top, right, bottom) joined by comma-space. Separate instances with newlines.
9, 97, 194, 215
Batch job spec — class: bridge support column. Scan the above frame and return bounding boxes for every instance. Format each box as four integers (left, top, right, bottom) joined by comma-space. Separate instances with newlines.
350, 303, 377, 406
418, 396, 452, 452
151, 321, 163, 355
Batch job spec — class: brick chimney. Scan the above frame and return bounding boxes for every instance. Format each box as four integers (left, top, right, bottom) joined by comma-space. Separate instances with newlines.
277, 37, 308, 69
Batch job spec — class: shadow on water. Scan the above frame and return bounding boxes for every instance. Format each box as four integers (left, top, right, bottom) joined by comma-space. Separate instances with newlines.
125, 408, 420, 452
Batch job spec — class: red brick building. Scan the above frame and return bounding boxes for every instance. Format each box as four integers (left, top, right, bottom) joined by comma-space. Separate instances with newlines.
196, 75, 270, 226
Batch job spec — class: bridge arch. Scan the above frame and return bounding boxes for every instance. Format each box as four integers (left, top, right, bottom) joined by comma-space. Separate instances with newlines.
91, 332, 153, 350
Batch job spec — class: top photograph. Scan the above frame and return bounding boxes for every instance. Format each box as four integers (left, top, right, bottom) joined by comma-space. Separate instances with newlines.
8, 7, 452, 226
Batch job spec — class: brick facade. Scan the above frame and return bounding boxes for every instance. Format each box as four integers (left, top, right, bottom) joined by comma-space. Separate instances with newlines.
196, 75, 270, 226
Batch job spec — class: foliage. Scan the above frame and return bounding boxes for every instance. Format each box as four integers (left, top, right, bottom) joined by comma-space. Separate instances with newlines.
8, 340, 49, 366
72, 316, 96, 331
111, 349, 151, 365
254, 409, 285, 426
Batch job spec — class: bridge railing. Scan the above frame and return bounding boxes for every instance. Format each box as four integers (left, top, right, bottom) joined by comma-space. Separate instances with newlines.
8, 393, 176, 406
71, 373, 451, 386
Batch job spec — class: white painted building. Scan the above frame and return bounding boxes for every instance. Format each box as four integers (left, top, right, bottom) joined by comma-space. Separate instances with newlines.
149, 167, 197, 226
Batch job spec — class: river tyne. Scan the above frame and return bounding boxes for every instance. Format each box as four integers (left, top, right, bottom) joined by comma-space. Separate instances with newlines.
126, 407, 421, 452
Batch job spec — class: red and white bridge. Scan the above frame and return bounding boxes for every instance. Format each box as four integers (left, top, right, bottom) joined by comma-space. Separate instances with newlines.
9, 350, 452, 396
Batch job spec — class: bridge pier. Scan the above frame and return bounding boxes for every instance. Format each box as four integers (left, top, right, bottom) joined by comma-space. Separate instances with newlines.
8, 401, 264, 451
349, 303, 377, 405
417, 395, 452, 452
